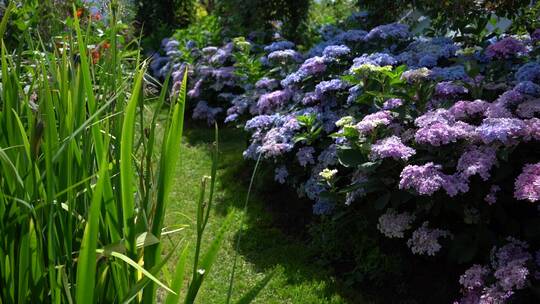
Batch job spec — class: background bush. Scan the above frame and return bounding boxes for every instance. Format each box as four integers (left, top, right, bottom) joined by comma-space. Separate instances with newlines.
215, 0, 311, 45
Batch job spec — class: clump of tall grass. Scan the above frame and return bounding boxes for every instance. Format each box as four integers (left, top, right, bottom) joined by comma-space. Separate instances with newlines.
0, 4, 267, 304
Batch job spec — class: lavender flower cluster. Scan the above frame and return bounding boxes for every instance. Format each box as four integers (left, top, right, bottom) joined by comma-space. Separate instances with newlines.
455, 238, 538, 303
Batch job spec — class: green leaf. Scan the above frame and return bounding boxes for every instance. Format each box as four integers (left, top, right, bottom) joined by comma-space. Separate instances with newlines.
337, 147, 366, 167
185, 212, 235, 303
120, 64, 146, 256
75, 154, 109, 304
374, 193, 391, 210
164, 244, 190, 304
96, 249, 176, 295
0, 1, 15, 41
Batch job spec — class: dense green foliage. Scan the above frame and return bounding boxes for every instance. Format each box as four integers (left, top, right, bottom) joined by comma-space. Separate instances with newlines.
0, 5, 272, 303
357, 0, 539, 41
136, 0, 197, 48
216, 0, 311, 44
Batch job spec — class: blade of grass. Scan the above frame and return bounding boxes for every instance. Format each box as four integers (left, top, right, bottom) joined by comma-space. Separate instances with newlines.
0, 1, 14, 40
226, 153, 263, 303
96, 249, 176, 295
164, 244, 190, 304
120, 65, 146, 258
75, 153, 109, 304
184, 212, 235, 304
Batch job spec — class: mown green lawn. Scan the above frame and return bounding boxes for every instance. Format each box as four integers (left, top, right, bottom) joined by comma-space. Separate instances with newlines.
161, 124, 356, 303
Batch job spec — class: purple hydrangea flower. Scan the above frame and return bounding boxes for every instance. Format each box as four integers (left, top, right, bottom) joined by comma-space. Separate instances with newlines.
476, 118, 528, 145
202, 46, 218, 56
245, 115, 275, 130
515, 62, 540, 83
268, 49, 303, 63
365, 23, 410, 41
459, 265, 489, 290
299, 56, 327, 75
486, 100, 514, 118
493, 238, 532, 268
188, 79, 203, 99
399, 162, 447, 195
517, 99, 540, 118
449, 100, 489, 120
442, 173, 470, 197
377, 209, 416, 238
258, 128, 294, 157
399, 162, 468, 196
514, 162, 540, 202
255, 77, 279, 91
514, 81, 540, 97
382, 98, 403, 110
318, 144, 338, 167
402, 67, 432, 83
435, 81, 469, 96
397, 37, 459, 68
192, 101, 223, 125
315, 79, 348, 98
370, 135, 416, 161
430, 65, 468, 81
457, 146, 498, 181
494, 260, 529, 291
281, 71, 304, 87
322, 45, 350, 59
485, 37, 528, 59
524, 118, 540, 141
350, 53, 397, 70
297, 147, 316, 167
498, 89, 525, 106
334, 29, 368, 42
264, 40, 295, 52
301, 92, 319, 105
532, 29, 540, 42
304, 176, 326, 201
313, 199, 335, 215
355, 111, 393, 134
415, 121, 474, 146
257, 89, 292, 114
415, 109, 454, 127
347, 85, 362, 105
485, 185, 501, 205
209, 48, 231, 65
274, 166, 288, 184
407, 222, 451, 256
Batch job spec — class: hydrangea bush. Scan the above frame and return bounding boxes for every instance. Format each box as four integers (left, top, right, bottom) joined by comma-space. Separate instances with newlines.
155, 13, 540, 301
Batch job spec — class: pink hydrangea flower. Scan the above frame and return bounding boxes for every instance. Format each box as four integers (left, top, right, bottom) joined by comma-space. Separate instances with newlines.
514, 163, 540, 202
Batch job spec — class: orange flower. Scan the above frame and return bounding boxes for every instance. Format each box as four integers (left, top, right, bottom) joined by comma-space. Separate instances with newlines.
91, 49, 100, 64
92, 13, 102, 21
76, 8, 84, 18
102, 41, 110, 50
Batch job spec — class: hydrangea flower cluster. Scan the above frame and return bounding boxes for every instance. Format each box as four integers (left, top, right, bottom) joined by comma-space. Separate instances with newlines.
455, 238, 536, 303
407, 222, 451, 256
377, 209, 415, 238
514, 163, 540, 202
155, 14, 540, 300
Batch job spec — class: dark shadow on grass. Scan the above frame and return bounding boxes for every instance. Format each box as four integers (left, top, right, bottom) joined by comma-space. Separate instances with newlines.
183, 124, 370, 303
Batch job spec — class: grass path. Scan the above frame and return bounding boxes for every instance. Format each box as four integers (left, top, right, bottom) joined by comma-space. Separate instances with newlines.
162, 125, 353, 303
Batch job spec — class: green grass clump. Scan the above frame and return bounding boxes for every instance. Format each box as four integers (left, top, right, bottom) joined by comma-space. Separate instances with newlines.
0, 6, 269, 303
166, 127, 355, 303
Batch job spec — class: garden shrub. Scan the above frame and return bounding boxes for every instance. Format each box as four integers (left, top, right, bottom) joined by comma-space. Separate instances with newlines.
136, 0, 196, 49
215, 0, 311, 45
154, 8, 540, 302
356, 0, 535, 37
